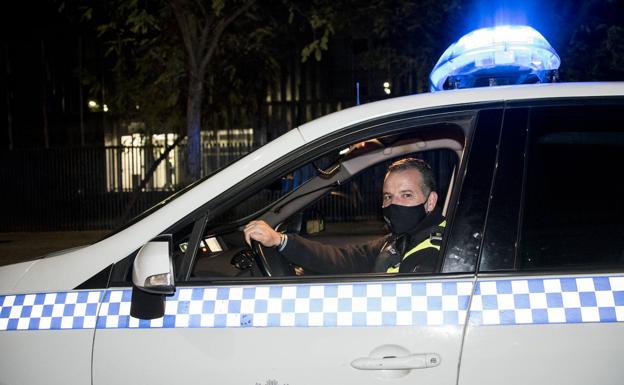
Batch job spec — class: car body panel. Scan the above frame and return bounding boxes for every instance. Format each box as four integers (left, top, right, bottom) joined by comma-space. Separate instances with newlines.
0, 289, 102, 384
459, 274, 624, 385
94, 325, 461, 384
0, 260, 37, 292
460, 322, 624, 385
92, 279, 473, 385
0, 330, 94, 385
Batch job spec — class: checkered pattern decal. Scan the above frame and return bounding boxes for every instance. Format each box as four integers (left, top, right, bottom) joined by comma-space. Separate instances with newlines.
469, 276, 624, 325
97, 281, 473, 329
0, 291, 102, 331
0, 281, 472, 331
2, 276, 623, 331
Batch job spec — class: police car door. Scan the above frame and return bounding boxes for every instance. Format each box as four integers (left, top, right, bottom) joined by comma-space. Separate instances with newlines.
91, 109, 502, 385
459, 103, 624, 385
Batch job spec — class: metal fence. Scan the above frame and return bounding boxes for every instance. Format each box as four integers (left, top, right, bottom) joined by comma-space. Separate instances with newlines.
103, 142, 254, 192
0, 143, 254, 231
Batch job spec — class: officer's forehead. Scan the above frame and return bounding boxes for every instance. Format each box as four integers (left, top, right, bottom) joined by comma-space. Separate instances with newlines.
383, 169, 423, 188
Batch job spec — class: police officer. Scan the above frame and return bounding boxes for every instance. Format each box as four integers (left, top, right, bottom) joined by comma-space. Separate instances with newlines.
244, 158, 446, 274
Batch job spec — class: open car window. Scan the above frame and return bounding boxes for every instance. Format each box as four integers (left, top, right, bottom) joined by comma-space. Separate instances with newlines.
182, 119, 466, 281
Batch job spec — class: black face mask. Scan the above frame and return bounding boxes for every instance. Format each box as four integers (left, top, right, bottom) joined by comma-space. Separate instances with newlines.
382, 202, 428, 234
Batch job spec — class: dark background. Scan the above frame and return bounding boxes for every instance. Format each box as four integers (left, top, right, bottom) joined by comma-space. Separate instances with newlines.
0, 0, 622, 239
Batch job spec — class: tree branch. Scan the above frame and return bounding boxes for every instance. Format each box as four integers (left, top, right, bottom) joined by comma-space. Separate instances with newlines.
197, 12, 216, 63
171, 0, 198, 71
199, 0, 255, 73
121, 134, 186, 224
195, 0, 208, 18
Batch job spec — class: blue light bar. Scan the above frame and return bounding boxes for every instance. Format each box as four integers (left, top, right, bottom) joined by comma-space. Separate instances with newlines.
429, 25, 560, 92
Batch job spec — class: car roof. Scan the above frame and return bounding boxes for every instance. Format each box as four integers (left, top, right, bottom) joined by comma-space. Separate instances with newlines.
298, 82, 624, 142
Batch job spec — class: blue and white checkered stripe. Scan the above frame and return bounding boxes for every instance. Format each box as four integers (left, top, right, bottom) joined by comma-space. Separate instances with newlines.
469, 276, 624, 325
3, 276, 623, 331
0, 291, 102, 331
0, 281, 472, 331
98, 281, 473, 329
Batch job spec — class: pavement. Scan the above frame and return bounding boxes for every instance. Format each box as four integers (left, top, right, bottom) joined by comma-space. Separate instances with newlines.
0, 231, 110, 266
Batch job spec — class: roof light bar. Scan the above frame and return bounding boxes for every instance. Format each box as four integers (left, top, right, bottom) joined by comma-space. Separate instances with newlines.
429, 25, 560, 92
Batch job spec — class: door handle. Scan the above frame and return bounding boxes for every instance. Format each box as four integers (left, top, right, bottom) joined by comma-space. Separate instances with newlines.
351, 353, 441, 370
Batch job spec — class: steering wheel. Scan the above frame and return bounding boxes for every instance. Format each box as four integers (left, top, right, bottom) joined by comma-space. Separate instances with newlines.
251, 240, 296, 277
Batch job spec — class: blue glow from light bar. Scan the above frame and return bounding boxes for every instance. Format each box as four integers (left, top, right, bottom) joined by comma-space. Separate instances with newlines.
429, 25, 560, 92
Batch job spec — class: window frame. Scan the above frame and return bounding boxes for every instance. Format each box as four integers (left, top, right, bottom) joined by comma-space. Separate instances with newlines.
103, 103, 504, 288
478, 96, 624, 275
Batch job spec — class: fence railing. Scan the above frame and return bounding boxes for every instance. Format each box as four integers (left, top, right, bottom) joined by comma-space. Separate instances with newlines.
0, 143, 255, 231
103, 142, 254, 192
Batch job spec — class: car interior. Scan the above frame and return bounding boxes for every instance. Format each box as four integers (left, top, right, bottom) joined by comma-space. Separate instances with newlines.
178, 121, 467, 280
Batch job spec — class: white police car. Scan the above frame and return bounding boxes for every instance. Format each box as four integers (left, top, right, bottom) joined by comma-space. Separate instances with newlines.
1, 26, 624, 385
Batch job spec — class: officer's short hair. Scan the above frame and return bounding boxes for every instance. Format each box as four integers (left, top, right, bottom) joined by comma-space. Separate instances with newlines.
386, 158, 436, 195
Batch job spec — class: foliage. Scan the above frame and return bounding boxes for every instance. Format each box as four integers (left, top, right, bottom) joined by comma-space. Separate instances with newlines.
59, 0, 328, 123
59, 0, 624, 136
296, 1, 336, 62
351, 0, 465, 92
295, 0, 466, 93
59, 0, 186, 135
558, 0, 624, 81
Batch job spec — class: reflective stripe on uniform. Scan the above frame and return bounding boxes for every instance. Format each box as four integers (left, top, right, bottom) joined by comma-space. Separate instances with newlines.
387, 220, 446, 273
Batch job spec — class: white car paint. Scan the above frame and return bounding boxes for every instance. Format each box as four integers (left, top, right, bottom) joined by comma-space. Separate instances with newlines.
2, 82, 624, 294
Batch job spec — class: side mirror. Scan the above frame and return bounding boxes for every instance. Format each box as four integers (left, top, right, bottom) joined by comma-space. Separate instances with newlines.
130, 235, 175, 320
132, 235, 175, 294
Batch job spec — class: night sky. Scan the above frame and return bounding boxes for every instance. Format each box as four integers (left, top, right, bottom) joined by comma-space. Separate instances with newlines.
1, 1, 93, 148
1, 0, 623, 149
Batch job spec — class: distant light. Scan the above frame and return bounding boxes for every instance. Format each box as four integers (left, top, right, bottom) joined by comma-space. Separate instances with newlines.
135, 105, 140, 110
429, 25, 560, 92
103, 104, 109, 112
383, 81, 391, 95
88, 100, 97, 108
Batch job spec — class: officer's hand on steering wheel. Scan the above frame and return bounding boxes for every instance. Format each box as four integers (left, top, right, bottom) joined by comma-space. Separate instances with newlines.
243, 220, 281, 247
243, 220, 294, 277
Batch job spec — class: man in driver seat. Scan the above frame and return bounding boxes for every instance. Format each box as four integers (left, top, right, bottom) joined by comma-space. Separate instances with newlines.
244, 158, 446, 274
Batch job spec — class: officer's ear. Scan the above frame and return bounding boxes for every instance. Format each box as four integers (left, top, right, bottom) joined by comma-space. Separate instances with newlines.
425, 191, 438, 213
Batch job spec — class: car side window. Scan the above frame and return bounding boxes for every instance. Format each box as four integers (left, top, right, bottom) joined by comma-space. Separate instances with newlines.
518, 104, 624, 270
185, 120, 468, 280
188, 149, 459, 280
287, 149, 457, 245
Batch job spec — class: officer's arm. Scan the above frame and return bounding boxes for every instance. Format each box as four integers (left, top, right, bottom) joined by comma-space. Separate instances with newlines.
281, 234, 386, 274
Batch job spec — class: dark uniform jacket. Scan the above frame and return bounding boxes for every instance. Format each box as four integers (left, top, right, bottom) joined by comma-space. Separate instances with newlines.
280, 208, 446, 274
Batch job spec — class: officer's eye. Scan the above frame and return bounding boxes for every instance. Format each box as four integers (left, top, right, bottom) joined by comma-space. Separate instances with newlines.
402, 193, 413, 199
382, 195, 391, 202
